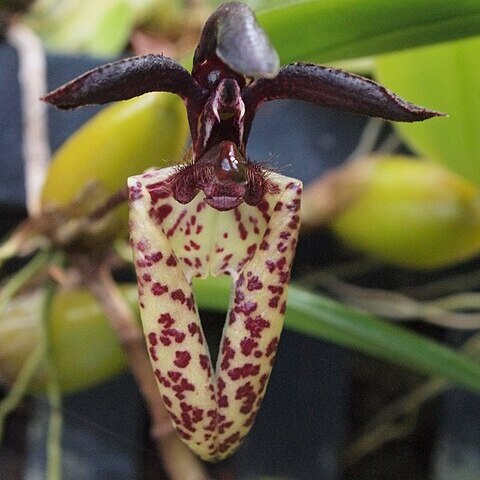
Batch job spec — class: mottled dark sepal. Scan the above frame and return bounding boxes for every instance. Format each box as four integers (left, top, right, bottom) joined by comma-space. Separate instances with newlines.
43, 54, 202, 109
193, 1, 279, 79
242, 62, 444, 136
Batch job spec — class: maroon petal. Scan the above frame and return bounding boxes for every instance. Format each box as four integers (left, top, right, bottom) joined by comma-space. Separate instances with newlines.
42, 54, 203, 110
193, 1, 279, 79
242, 62, 444, 139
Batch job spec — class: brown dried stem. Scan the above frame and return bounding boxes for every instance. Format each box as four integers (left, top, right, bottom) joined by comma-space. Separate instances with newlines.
299, 268, 480, 330
75, 256, 211, 480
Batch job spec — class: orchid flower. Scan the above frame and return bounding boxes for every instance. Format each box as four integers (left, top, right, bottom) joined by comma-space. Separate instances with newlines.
43, 1, 440, 461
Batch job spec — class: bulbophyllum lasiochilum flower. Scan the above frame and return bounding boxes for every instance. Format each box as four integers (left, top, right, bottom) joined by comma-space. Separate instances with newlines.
128, 158, 301, 460
43, 0, 442, 462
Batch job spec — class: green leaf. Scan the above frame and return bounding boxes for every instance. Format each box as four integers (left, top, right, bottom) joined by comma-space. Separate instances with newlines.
375, 36, 480, 186
27, 0, 134, 57
193, 277, 480, 393
285, 285, 480, 393
255, 0, 480, 64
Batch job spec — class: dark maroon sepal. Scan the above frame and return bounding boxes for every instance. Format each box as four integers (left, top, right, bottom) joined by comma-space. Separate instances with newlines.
193, 1, 279, 79
242, 62, 444, 138
42, 2, 445, 214
42, 54, 203, 110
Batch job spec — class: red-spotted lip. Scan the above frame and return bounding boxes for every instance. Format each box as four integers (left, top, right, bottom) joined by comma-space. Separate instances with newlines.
205, 195, 244, 211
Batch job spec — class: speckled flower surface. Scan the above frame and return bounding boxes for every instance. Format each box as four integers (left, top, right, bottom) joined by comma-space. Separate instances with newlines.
129, 166, 301, 459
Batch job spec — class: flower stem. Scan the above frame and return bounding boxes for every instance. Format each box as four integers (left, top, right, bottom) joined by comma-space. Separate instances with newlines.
41, 282, 63, 480
0, 251, 56, 440
0, 335, 45, 441
0, 250, 52, 316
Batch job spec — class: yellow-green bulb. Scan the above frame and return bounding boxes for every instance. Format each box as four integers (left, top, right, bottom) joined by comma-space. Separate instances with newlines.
331, 156, 480, 269
0, 285, 138, 394
41, 92, 189, 249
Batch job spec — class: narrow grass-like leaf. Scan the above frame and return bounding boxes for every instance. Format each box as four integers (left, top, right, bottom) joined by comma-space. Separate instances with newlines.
285, 285, 480, 393
193, 277, 480, 393
255, 0, 480, 64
